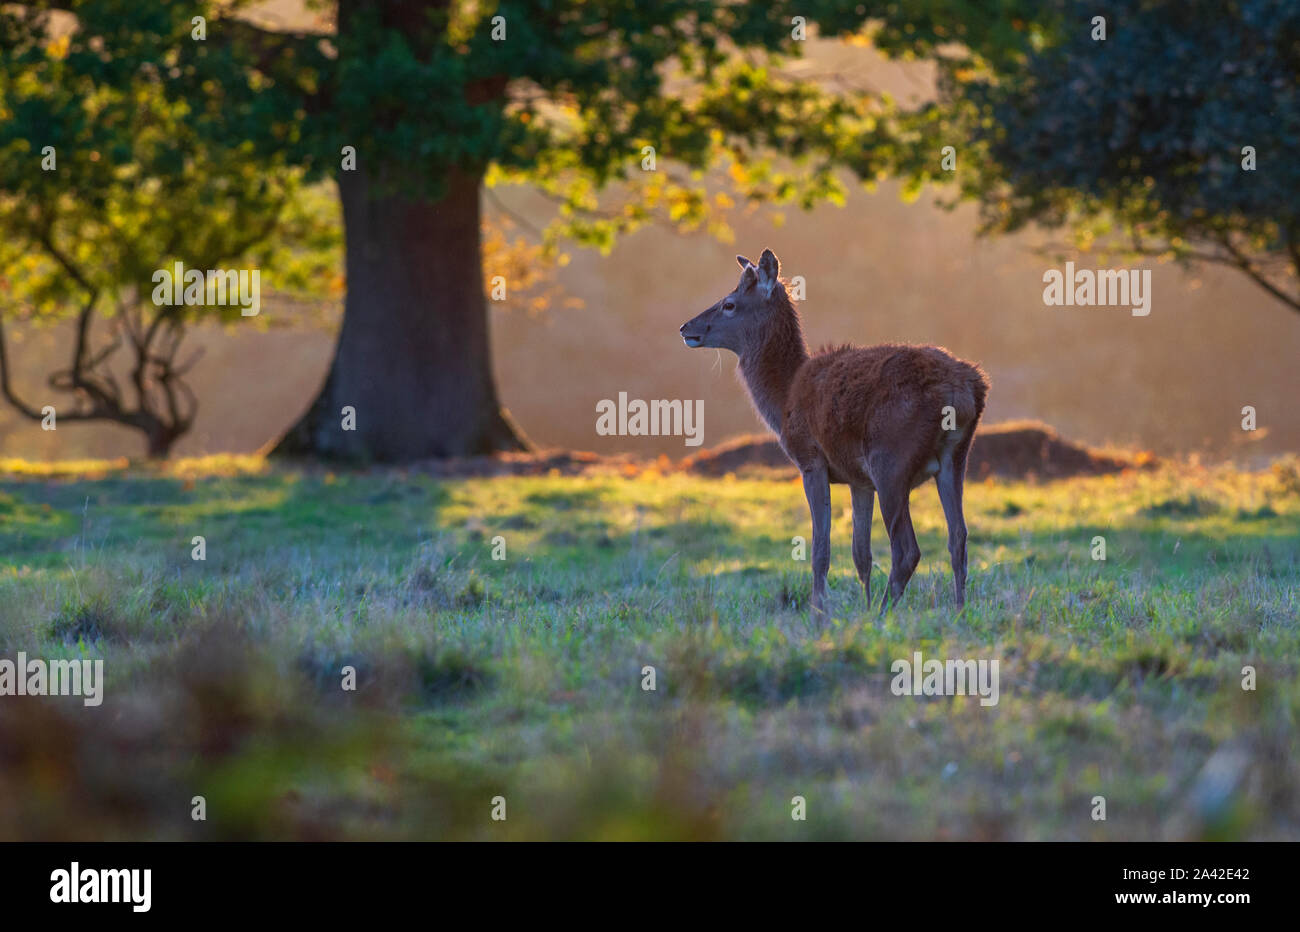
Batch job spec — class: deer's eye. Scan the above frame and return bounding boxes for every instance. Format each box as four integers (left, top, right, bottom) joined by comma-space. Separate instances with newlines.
722, 301, 736, 314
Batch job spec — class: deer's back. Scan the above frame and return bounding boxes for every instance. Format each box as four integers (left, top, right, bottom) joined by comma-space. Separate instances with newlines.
781, 343, 988, 484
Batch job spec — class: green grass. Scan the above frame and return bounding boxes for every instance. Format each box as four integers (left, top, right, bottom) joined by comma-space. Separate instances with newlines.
0, 457, 1297, 840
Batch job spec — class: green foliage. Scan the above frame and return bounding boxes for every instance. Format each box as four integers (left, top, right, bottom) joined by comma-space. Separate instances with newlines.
0, 1, 1044, 261
0, 5, 340, 319
941, 0, 1300, 309
0, 3, 342, 453
8, 1, 1291, 305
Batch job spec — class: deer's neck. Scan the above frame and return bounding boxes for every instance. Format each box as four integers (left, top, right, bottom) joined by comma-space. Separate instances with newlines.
738, 301, 808, 435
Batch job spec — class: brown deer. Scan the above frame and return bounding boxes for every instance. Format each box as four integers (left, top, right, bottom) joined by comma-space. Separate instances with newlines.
680, 249, 989, 615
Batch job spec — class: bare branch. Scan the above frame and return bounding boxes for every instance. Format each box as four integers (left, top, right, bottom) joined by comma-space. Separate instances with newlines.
0, 315, 46, 421
1216, 231, 1300, 312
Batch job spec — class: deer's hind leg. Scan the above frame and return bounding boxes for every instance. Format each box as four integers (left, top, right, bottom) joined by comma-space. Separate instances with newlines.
936, 423, 976, 606
876, 485, 919, 614
867, 447, 927, 614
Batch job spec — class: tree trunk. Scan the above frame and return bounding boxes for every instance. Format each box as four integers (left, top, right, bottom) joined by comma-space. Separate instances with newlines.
272, 166, 526, 462
144, 424, 178, 459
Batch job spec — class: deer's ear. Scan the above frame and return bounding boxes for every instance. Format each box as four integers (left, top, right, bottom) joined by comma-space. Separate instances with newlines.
739, 265, 758, 292
736, 254, 754, 270
757, 249, 779, 296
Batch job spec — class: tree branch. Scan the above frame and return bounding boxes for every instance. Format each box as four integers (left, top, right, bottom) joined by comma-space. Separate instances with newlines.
0, 315, 46, 421
1216, 231, 1300, 312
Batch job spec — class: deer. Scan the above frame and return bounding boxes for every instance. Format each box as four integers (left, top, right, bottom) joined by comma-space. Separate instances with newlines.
679, 249, 989, 616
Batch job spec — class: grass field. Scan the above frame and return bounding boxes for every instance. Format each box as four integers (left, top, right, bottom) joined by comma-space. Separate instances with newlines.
1, 455, 1298, 840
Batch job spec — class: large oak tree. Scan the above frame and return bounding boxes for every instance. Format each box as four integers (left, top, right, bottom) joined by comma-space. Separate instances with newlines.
5, 0, 995, 461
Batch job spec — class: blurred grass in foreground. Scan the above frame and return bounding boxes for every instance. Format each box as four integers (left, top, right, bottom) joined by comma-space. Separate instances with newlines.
0, 456, 1297, 840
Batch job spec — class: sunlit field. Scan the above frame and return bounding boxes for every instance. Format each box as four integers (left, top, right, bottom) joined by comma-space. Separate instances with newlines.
1, 457, 1297, 840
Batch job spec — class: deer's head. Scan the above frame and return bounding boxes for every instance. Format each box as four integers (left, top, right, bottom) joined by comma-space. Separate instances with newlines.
680, 249, 786, 355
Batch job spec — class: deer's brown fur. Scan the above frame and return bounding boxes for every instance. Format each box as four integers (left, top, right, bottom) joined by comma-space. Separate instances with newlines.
680, 249, 989, 614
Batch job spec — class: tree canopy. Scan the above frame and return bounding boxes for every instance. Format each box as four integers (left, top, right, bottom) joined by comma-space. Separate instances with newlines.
0, 3, 339, 454
933, 0, 1300, 312
1, 1, 1293, 460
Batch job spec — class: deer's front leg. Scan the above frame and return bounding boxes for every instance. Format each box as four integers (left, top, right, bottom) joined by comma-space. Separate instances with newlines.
801, 463, 832, 616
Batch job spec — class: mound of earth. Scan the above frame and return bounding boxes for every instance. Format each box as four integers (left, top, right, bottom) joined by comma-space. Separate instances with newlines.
678, 421, 1151, 480
398, 421, 1150, 481
677, 435, 799, 477
966, 421, 1148, 480
409, 449, 643, 479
